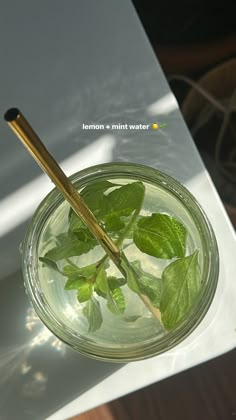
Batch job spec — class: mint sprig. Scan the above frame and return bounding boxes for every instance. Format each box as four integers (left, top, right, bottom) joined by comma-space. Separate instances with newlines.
107, 288, 125, 315
82, 298, 103, 333
43, 231, 96, 261
40, 180, 202, 333
132, 261, 161, 309
133, 213, 186, 259
160, 251, 201, 330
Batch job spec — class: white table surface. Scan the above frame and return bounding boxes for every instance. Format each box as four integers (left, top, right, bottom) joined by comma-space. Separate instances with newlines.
0, 1, 235, 419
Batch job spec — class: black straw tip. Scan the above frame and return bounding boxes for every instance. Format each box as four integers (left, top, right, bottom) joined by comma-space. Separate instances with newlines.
4, 108, 20, 122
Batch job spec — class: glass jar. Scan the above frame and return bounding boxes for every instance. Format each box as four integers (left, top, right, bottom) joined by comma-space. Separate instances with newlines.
22, 163, 219, 362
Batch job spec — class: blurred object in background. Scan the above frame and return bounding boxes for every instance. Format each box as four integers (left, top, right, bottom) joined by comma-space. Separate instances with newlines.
133, 1, 236, 228
173, 60, 236, 226
132, 1, 236, 74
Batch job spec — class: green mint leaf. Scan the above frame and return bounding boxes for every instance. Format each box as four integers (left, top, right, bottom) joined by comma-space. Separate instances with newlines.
64, 263, 96, 301
138, 272, 161, 308
68, 180, 117, 231
64, 277, 86, 290
81, 180, 118, 198
68, 209, 85, 232
121, 215, 142, 239
107, 288, 125, 315
104, 214, 140, 236
63, 263, 97, 280
121, 256, 161, 305
104, 215, 125, 232
77, 282, 93, 303
104, 182, 145, 230
82, 298, 103, 332
133, 213, 187, 259
120, 257, 141, 293
160, 251, 201, 330
106, 181, 145, 217
84, 191, 109, 219
129, 261, 161, 308
69, 193, 109, 234
94, 285, 107, 299
56, 232, 70, 244
69, 182, 145, 237
44, 232, 96, 262
74, 228, 94, 242
94, 271, 127, 300
95, 265, 109, 294
107, 276, 127, 290
39, 257, 61, 273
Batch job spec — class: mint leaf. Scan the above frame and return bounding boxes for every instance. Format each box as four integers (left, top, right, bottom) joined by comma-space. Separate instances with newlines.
120, 257, 141, 293
64, 277, 86, 290
81, 180, 118, 197
160, 251, 201, 330
74, 229, 94, 242
63, 263, 97, 280
39, 257, 61, 273
106, 181, 145, 217
104, 215, 126, 232
107, 288, 125, 315
120, 256, 161, 307
69, 182, 144, 238
69, 180, 119, 232
138, 272, 161, 308
68, 209, 85, 232
84, 191, 109, 219
64, 263, 97, 302
130, 261, 161, 308
69, 192, 108, 229
77, 282, 93, 303
69, 193, 109, 233
121, 215, 142, 239
107, 276, 126, 290
95, 265, 109, 294
44, 232, 96, 261
104, 182, 145, 231
133, 213, 187, 259
82, 298, 103, 332
94, 285, 106, 299
94, 268, 126, 299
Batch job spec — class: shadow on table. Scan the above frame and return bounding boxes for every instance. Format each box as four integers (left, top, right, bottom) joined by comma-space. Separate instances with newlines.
0, 271, 124, 420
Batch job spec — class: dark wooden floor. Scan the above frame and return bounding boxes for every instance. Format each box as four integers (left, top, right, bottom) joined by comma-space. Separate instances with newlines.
72, 348, 236, 420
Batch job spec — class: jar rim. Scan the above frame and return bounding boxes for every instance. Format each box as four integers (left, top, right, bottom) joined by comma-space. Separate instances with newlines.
22, 162, 219, 362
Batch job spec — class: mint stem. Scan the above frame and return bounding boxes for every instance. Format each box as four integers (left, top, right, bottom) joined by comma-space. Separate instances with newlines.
94, 197, 144, 276
140, 294, 162, 322
95, 206, 162, 323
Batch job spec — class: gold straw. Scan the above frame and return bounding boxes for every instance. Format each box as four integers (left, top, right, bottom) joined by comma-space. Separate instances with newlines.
4, 108, 161, 322
4, 108, 120, 266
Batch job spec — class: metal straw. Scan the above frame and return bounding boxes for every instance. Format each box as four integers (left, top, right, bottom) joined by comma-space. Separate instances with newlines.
4, 108, 161, 322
